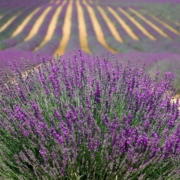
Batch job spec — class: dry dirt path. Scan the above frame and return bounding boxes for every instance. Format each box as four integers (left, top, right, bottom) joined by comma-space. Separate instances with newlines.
97, 6, 124, 43
34, 0, 67, 51
82, 0, 118, 54
129, 8, 171, 39
53, 0, 73, 56
107, 6, 139, 41
76, 0, 92, 53
11, 7, 41, 37
141, 9, 180, 36
0, 12, 21, 33
118, 7, 156, 41
24, 6, 53, 42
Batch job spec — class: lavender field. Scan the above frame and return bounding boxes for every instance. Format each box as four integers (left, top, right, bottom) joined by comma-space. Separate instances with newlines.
0, 0, 180, 90
0, 0, 180, 179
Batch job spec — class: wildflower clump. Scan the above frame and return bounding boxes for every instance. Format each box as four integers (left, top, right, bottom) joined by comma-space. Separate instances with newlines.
0, 50, 180, 179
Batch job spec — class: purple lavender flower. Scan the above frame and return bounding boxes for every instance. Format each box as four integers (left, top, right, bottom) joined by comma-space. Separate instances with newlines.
0, 50, 180, 179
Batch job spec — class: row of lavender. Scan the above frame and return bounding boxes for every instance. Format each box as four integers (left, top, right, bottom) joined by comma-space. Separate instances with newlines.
0, 0, 55, 42
99, 0, 180, 5
0, 0, 50, 21
97, 0, 180, 23
140, 4, 180, 25
0, 0, 180, 54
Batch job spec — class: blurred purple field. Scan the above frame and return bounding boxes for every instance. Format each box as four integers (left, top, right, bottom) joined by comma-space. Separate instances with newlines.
0, 0, 180, 92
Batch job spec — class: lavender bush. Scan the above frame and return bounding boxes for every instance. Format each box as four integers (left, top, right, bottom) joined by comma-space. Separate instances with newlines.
112, 52, 180, 94
0, 49, 180, 179
0, 48, 50, 84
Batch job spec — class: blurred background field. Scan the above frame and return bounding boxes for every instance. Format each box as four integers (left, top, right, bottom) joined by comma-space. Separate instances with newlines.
0, 0, 180, 93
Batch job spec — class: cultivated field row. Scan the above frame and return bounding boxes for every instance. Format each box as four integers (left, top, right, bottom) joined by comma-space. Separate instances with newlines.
0, 0, 180, 56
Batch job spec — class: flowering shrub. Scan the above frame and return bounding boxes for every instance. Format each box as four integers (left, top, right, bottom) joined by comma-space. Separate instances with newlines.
0, 49, 180, 179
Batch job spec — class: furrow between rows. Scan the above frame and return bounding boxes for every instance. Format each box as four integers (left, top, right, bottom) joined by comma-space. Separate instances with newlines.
53, 0, 73, 56
129, 8, 171, 39
0, 1, 179, 55
82, 0, 118, 54
34, 0, 66, 51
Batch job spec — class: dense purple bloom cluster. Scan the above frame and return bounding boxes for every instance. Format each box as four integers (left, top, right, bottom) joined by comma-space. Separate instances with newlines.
0, 49, 51, 87
0, 50, 180, 179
